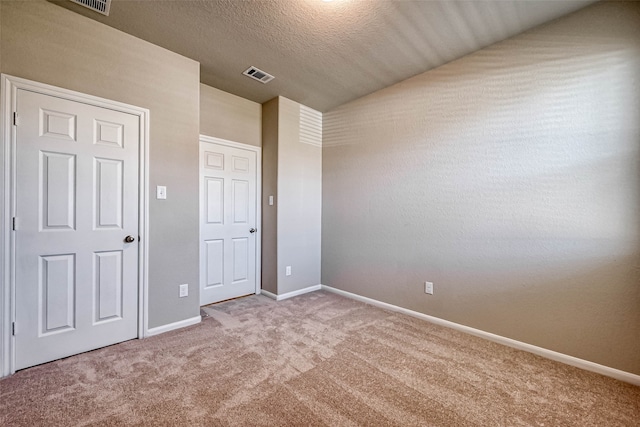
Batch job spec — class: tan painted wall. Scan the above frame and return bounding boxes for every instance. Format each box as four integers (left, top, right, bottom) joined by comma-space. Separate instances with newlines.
322, 1, 640, 374
0, 2, 2, 74
261, 98, 279, 294
262, 97, 322, 295
276, 97, 322, 294
1, 1, 201, 329
200, 84, 261, 146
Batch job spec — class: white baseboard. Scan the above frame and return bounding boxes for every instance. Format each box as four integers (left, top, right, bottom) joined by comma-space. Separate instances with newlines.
145, 315, 201, 337
320, 285, 640, 387
260, 285, 322, 301
260, 289, 277, 300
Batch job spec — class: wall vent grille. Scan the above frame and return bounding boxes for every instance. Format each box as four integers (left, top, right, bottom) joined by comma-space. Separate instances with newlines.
70, 0, 111, 16
300, 105, 322, 147
242, 66, 275, 84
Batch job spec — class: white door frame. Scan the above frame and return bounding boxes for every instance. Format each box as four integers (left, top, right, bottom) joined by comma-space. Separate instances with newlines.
0, 74, 150, 377
199, 134, 262, 300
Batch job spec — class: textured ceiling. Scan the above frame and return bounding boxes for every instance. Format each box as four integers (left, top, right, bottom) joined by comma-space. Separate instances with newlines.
53, 0, 598, 112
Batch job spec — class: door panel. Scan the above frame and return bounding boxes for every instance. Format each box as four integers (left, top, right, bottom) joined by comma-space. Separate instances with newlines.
15, 89, 140, 370
41, 109, 76, 141
205, 240, 224, 288
205, 178, 224, 224
94, 250, 124, 322
232, 180, 249, 223
41, 152, 76, 230
40, 254, 76, 334
232, 237, 248, 283
94, 158, 124, 229
200, 141, 257, 305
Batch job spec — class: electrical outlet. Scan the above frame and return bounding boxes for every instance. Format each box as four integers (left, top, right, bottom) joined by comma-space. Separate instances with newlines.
425, 281, 434, 295
179, 284, 188, 297
286, 266, 292, 276
156, 185, 167, 200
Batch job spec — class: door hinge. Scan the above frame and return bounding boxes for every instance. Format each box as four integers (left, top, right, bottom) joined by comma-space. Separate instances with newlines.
12, 322, 16, 336
13, 112, 18, 126
12, 217, 16, 231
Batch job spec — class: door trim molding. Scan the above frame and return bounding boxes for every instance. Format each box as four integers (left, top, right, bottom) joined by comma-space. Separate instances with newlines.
0, 74, 150, 377
199, 134, 262, 300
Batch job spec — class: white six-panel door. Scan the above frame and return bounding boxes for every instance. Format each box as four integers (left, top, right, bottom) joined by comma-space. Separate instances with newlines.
200, 140, 257, 305
14, 89, 140, 370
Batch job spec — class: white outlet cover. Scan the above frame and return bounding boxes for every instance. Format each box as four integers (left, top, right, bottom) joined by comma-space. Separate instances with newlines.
285, 266, 291, 276
156, 185, 167, 200
425, 281, 434, 295
179, 284, 188, 297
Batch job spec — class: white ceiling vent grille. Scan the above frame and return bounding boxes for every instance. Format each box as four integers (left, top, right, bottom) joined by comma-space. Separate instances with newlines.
70, 0, 111, 16
243, 66, 275, 84
299, 105, 322, 147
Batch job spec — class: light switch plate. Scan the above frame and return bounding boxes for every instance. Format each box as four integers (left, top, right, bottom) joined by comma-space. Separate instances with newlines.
269, 195, 274, 206
156, 186, 167, 200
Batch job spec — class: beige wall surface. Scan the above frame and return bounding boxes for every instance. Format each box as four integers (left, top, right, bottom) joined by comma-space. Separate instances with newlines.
261, 98, 279, 294
276, 97, 322, 294
322, 1, 640, 374
200, 83, 261, 146
0, 2, 2, 74
261, 97, 322, 295
1, 1, 201, 329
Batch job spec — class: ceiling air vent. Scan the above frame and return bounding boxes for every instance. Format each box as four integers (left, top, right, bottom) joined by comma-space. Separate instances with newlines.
70, 0, 111, 16
243, 66, 275, 84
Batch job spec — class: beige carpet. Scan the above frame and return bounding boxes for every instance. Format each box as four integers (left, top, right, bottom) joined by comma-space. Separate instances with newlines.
1, 291, 638, 426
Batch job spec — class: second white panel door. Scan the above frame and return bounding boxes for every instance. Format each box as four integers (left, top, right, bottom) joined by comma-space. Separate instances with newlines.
200, 140, 257, 305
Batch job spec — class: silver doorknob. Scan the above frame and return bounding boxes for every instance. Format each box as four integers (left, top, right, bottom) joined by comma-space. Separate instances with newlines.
249, 228, 257, 233
124, 235, 135, 243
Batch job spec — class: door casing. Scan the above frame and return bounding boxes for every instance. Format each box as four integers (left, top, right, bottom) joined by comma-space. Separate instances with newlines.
199, 134, 262, 304
0, 74, 150, 377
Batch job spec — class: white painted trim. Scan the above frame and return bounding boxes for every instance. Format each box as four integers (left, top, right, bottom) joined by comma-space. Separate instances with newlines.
0, 75, 14, 378
260, 290, 278, 300
261, 285, 322, 301
200, 135, 260, 152
145, 315, 201, 337
320, 285, 640, 387
0, 75, 150, 377
140, 108, 150, 339
198, 135, 262, 300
